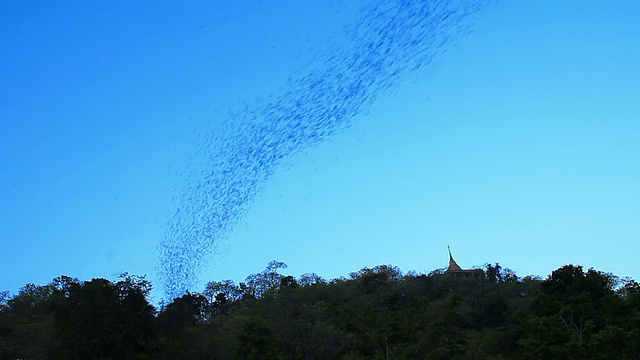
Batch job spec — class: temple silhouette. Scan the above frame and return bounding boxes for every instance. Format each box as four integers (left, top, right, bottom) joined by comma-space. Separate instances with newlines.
445, 246, 483, 278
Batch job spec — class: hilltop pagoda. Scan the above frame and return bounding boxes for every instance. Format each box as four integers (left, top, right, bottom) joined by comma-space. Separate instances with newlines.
445, 246, 483, 278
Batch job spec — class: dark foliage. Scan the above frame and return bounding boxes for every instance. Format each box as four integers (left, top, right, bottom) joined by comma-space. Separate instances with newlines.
1, 262, 638, 359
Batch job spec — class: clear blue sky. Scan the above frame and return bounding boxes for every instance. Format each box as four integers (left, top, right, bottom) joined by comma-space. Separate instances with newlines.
2, 1, 639, 300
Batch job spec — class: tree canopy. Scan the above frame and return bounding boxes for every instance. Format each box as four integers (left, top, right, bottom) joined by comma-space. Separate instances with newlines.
1, 262, 638, 359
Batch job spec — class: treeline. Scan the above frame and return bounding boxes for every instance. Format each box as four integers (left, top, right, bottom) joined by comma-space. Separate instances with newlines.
1, 261, 639, 359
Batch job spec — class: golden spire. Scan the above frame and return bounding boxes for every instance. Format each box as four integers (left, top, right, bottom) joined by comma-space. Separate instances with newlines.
447, 245, 463, 271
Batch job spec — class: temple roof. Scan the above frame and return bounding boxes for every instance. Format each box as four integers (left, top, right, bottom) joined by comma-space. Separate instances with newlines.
446, 246, 482, 274
448, 248, 463, 271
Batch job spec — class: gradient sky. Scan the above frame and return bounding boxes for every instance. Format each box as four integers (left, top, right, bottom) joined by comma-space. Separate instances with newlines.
2, 1, 639, 300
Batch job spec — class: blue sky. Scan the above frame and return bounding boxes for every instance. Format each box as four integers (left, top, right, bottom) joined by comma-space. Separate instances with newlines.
1, 1, 639, 299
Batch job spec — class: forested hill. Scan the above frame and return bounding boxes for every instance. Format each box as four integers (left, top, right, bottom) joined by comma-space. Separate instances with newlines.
1, 262, 639, 359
